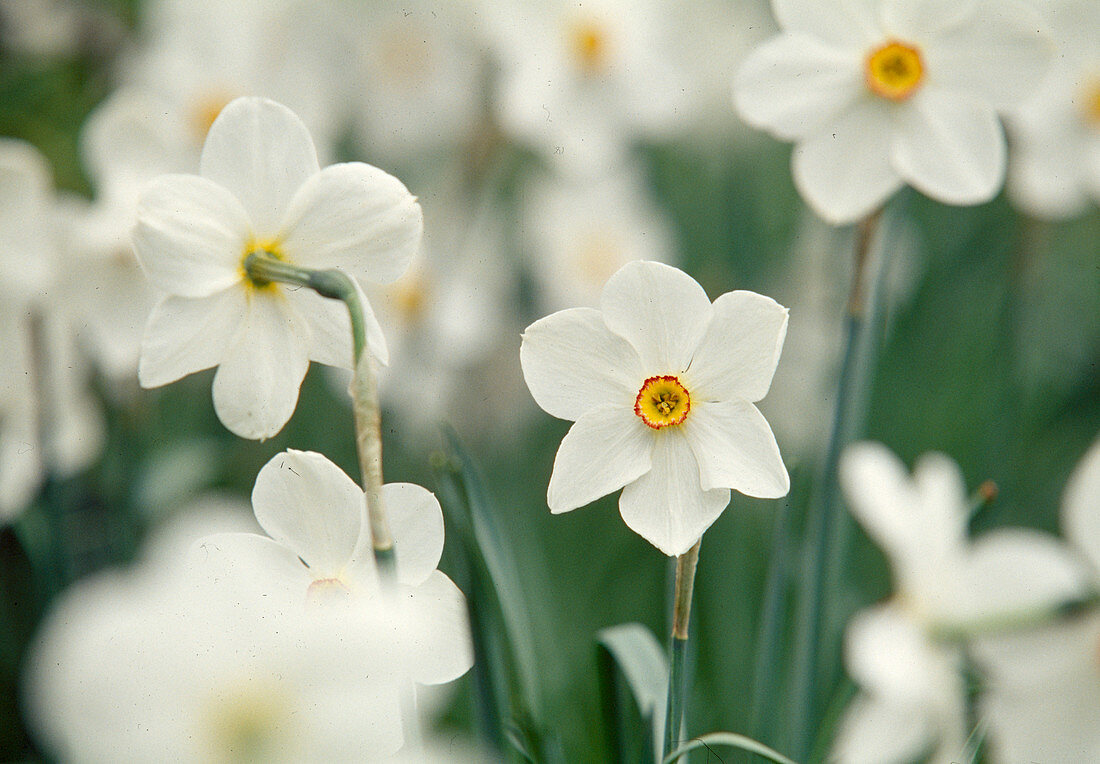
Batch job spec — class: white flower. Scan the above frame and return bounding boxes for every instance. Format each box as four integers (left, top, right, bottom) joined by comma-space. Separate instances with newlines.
520, 260, 790, 556
831, 442, 1087, 763
520, 163, 676, 311
734, 0, 1053, 224
972, 437, 1100, 762
132, 96, 422, 440
1006, 0, 1100, 219
190, 449, 473, 704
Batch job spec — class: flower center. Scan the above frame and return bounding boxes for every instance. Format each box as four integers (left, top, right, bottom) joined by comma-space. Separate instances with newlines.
568, 19, 610, 74
865, 41, 925, 101
190, 91, 234, 141
389, 271, 430, 324
1081, 78, 1100, 128
241, 239, 285, 293
306, 577, 351, 604
635, 375, 691, 429
574, 230, 623, 289
204, 680, 293, 762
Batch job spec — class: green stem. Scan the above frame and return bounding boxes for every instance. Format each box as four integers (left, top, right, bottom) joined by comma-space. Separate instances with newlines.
664, 539, 701, 760
789, 211, 881, 758
244, 252, 395, 573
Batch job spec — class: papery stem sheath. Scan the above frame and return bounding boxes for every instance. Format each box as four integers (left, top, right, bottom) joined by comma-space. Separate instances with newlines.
664, 539, 701, 760
244, 252, 395, 573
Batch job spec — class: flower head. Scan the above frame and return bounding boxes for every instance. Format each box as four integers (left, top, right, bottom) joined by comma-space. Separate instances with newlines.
520, 260, 789, 556
734, 0, 1053, 223
132, 96, 422, 440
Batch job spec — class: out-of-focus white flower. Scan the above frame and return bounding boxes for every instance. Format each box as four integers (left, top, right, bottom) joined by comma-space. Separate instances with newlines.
973, 438, 1100, 762
25, 503, 430, 762
484, 0, 691, 173
521, 260, 789, 556
0, 140, 102, 521
734, 0, 1053, 224
1006, 0, 1100, 219
122, 0, 347, 159
520, 163, 676, 311
832, 442, 1088, 764
132, 96, 422, 440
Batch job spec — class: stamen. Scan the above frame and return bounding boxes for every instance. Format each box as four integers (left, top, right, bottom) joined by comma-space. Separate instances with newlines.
635, 375, 691, 429
865, 41, 924, 102
569, 19, 609, 74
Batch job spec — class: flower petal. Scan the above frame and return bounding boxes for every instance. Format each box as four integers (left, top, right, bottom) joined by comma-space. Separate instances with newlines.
285, 287, 353, 369
521, 307, 642, 422
891, 90, 1005, 206
687, 290, 789, 403
683, 400, 789, 498
770, 0, 880, 48
547, 403, 654, 514
199, 97, 320, 235
618, 431, 730, 556
381, 482, 445, 587
189, 531, 310, 602
879, 0, 978, 38
279, 163, 422, 284
138, 289, 247, 388
792, 100, 903, 224
600, 261, 712, 373
399, 571, 474, 685
211, 293, 311, 440
251, 449, 365, 578
1063, 439, 1100, 572
132, 174, 250, 298
919, 0, 1053, 110
830, 694, 935, 764
734, 32, 864, 141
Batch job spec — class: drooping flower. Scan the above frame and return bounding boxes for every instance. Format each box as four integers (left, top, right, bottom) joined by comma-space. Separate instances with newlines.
132, 96, 422, 440
520, 260, 790, 556
831, 442, 1087, 763
734, 0, 1053, 224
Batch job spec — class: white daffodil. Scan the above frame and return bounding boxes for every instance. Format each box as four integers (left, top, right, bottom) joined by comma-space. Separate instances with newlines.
972, 438, 1100, 762
190, 450, 473, 701
520, 163, 676, 311
520, 260, 789, 556
832, 442, 1088, 764
734, 0, 1053, 224
1006, 0, 1100, 219
132, 96, 422, 440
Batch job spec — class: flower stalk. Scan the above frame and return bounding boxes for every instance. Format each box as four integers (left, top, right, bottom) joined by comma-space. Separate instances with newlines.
244, 252, 396, 572
664, 538, 701, 760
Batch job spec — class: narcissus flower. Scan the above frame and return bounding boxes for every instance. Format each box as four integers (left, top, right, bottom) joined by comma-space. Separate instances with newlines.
132, 96, 422, 440
734, 0, 1053, 224
520, 260, 789, 556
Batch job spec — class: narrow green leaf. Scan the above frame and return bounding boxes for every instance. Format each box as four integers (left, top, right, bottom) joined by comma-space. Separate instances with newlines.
597, 622, 668, 763
663, 732, 800, 764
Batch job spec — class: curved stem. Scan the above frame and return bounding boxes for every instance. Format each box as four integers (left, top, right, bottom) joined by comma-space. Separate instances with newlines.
664, 539, 701, 760
244, 252, 395, 572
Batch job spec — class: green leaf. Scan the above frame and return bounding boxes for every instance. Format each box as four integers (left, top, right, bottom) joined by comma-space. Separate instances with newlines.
663, 732, 800, 764
597, 622, 668, 763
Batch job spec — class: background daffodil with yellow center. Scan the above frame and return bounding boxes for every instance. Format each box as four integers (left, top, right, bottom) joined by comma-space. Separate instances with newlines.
734, 0, 1053, 224
131, 96, 422, 440
520, 260, 790, 556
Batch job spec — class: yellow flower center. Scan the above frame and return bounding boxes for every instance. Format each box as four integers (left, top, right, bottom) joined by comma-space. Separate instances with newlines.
204, 680, 293, 762
241, 239, 285, 294
635, 375, 691, 429
389, 271, 430, 324
1081, 78, 1100, 127
574, 230, 623, 289
306, 577, 351, 604
569, 19, 610, 74
190, 91, 235, 141
865, 41, 925, 101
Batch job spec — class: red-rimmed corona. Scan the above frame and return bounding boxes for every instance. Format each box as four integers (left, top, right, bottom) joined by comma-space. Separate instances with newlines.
634, 375, 691, 429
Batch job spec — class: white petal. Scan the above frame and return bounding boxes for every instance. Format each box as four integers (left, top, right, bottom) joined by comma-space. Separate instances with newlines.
792, 101, 903, 225
683, 400, 789, 498
251, 450, 364, 578
942, 529, 1089, 625
210, 293, 311, 440
520, 307, 642, 422
285, 287, 353, 369
687, 290, 789, 403
279, 163, 422, 284
199, 97, 320, 235
1063, 439, 1100, 572
891, 90, 1005, 206
880, 0, 978, 38
138, 290, 247, 388
770, 0, 880, 47
189, 532, 310, 602
920, 0, 1053, 110
618, 431, 730, 556
547, 403, 654, 514
830, 694, 935, 764
599, 261, 712, 373
734, 33, 864, 141
911, 451, 969, 543
400, 571, 474, 685
382, 482, 445, 587
131, 175, 250, 298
